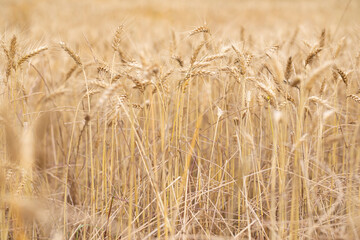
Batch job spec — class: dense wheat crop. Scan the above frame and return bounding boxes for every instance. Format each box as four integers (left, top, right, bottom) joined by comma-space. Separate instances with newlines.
0, 0, 360, 239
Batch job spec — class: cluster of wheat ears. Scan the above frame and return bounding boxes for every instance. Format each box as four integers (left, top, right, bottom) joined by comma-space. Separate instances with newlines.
0, 5, 360, 239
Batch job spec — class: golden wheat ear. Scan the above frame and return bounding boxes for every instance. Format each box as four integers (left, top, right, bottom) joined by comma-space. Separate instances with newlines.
17, 46, 48, 67
347, 94, 360, 104
6, 35, 17, 79
59, 41, 82, 67
189, 26, 211, 37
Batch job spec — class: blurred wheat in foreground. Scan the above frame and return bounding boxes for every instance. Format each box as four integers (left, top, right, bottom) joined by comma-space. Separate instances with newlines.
0, 0, 360, 239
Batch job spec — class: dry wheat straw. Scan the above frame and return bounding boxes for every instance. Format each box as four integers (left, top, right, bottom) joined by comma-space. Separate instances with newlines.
2, 6, 359, 239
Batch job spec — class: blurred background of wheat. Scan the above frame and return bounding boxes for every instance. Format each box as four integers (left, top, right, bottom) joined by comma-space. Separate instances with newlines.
0, 0, 360, 239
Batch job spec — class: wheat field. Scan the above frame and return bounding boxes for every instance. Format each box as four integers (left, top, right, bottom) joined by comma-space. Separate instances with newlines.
0, 0, 360, 239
